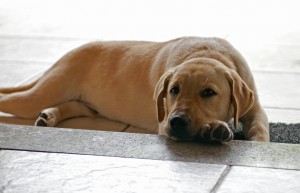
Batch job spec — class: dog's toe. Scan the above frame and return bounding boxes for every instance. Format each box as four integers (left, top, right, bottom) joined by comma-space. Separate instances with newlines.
212, 126, 233, 142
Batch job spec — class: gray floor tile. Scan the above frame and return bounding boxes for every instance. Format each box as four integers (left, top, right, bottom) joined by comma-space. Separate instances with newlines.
1, 124, 300, 170
265, 108, 300, 123
253, 71, 300, 109
215, 166, 300, 193
228, 33, 300, 73
0, 61, 50, 87
0, 0, 232, 40
0, 150, 227, 193
1, 36, 300, 73
0, 38, 88, 63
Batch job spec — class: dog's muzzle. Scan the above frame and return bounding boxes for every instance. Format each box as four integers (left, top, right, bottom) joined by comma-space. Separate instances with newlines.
168, 115, 192, 140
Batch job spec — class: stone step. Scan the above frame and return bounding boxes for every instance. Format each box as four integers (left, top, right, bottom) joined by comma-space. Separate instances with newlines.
1, 124, 300, 192
1, 124, 300, 170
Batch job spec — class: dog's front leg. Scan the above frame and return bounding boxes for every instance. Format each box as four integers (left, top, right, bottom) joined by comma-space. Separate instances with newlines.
240, 105, 270, 142
35, 101, 97, 127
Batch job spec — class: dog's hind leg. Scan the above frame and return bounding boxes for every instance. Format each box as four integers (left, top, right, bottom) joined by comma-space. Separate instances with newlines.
35, 101, 98, 127
0, 75, 79, 119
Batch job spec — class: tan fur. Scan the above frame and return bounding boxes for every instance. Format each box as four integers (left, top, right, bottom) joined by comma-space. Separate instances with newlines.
0, 37, 269, 142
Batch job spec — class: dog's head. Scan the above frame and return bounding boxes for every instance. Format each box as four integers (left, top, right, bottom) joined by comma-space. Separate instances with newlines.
154, 59, 254, 140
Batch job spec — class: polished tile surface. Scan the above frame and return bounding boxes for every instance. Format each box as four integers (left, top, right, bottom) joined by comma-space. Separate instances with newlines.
216, 166, 300, 193
254, 72, 300, 109
0, 150, 227, 193
0, 61, 50, 87
0, 37, 87, 63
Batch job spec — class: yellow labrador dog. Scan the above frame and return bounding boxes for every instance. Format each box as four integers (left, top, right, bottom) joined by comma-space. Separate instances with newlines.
0, 37, 269, 142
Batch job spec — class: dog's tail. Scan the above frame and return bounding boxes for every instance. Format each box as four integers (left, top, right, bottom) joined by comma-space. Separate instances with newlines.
0, 69, 44, 94
0, 79, 38, 94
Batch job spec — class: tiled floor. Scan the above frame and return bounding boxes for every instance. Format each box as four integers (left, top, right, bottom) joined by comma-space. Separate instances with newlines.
1, 125, 300, 193
1, 150, 228, 193
0, 0, 300, 192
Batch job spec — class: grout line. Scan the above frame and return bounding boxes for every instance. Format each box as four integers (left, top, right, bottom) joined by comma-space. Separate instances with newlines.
0, 60, 299, 77
211, 165, 232, 193
264, 106, 300, 111
252, 69, 300, 75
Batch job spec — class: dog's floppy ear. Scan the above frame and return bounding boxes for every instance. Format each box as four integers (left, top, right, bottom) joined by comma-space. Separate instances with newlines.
153, 70, 174, 123
225, 70, 255, 128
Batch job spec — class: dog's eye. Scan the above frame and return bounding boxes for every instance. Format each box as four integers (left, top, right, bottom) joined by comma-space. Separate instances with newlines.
170, 86, 180, 95
202, 88, 217, 98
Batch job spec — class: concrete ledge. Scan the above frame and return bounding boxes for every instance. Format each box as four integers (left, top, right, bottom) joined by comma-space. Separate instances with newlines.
1, 123, 300, 170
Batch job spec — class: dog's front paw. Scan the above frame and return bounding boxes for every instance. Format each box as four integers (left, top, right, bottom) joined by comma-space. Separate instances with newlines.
35, 111, 57, 127
199, 121, 233, 142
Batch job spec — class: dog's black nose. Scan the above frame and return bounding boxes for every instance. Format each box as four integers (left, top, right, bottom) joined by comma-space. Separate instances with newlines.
169, 115, 190, 131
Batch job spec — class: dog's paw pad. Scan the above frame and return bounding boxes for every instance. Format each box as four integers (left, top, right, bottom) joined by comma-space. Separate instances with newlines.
212, 126, 233, 142
199, 121, 233, 142
213, 127, 226, 139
